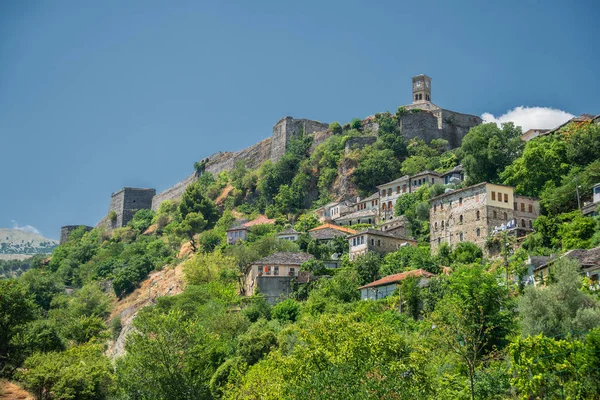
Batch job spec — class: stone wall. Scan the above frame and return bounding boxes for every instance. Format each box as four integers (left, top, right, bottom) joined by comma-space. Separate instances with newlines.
271, 116, 329, 161
151, 172, 198, 211
60, 225, 93, 244
107, 187, 156, 228
439, 109, 482, 148
256, 276, 293, 305
398, 112, 441, 143
344, 136, 377, 153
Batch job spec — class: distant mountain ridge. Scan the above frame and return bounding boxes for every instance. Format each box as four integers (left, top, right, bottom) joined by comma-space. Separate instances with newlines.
0, 228, 58, 259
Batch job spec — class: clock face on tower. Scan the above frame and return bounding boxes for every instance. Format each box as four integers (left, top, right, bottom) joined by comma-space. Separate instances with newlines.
414, 81, 423, 89
425, 81, 430, 88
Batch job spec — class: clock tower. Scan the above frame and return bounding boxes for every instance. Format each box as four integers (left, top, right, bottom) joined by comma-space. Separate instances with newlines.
412, 74, 431, 104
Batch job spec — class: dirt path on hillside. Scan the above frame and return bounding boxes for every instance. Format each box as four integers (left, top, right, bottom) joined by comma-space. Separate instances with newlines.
0, 381, 33, 400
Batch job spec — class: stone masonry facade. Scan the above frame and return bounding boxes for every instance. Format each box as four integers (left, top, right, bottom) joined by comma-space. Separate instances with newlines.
60, 225, 93, 244
429, 183, 539, 256
99, 187, 156, 229
270, 116, 329, 161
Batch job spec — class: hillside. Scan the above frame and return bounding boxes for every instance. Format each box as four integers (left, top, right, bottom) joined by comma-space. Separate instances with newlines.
0, 228, 58, 259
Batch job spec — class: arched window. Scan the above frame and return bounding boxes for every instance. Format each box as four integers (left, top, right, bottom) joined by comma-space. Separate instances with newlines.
521, 219, 526, 228
434, 204, 437, 212
476, 228, 480, 237
476, 210, 480, 220
459, 232, 464, 241
459, 215, 463, 224
415, 95, 419, 101
382, 203, 387, 211
459, 197, 463, 206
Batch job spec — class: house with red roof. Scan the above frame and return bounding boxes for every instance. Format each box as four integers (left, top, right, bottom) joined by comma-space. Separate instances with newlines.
358, 269, 435, 300
226, 215, 275, 244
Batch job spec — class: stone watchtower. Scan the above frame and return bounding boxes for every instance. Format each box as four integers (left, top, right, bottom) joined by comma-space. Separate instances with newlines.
107, 187, 156, 228
412, 74, 432, 104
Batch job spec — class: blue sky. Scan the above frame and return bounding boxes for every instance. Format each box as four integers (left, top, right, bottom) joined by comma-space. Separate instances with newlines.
1, 0, 599, 239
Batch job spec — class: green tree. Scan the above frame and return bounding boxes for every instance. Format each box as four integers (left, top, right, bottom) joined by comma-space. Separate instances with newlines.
179, 181, 220, 227
519, 257, 600, 337
174, 212, 207, 252
429, 265, 514, 400
271, 299, 300, 323
129, 209, 155, 232
460, 122, 523, 185
0, 279, 38, 375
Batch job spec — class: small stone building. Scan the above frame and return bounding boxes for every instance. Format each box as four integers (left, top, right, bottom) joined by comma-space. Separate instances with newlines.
347, 229, 417, 261
60, 225, 93, 245
308, 224, 357, 243
276, 228, 300, 242
359, 269, 435, 300
244, 252, 314, 304
429, 183, 540, 256
227, 215, 275, 245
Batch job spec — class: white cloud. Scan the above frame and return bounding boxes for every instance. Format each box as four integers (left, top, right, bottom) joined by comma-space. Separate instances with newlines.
11, 220, 41, 235
481, 106, 574, 132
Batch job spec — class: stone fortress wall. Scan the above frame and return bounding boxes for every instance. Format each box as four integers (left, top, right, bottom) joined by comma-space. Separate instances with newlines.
94, 75, 483, 229
60, 225, 93, 244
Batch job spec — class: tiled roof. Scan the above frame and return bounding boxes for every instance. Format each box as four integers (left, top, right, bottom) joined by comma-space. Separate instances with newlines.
535, 247, 600, 271
440, 164, 463, 176
333, 209, 378, 222
277, 228, 299, 236
359, 192, 380, 203
377, 175, 410, 189
310, 227, 351, 240
410, 170, 440, 178
358, 269, 435, 290
545, 114, 600, 135
253, 252, 314, 266
528, 256, 550, 269
309, 223, 357, 235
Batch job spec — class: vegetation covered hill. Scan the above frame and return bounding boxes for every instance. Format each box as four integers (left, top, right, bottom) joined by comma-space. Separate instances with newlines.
0, 228, 58, 257
1, 114, 600, 399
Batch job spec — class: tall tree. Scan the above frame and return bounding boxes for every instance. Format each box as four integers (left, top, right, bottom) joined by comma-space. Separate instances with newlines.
179, 181, 220, 228
459, 122, 523, 185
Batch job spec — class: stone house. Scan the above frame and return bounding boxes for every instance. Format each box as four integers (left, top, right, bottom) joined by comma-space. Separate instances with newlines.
582, 183, 600, 216
378, 175, 411, 221
378, 216, 411, 238
534, 247, 600, 288
409, 170, 443, 191
226, 215, 275, 245
309, 224, 357, 243
347, 229, 417, 261
429, 183, 540, 256
441, 164, 465, 185
314, 201, 352, 222
354, 193, 380, 212
359, 269, 435, 300
334, 209, 378, 227
276, 228, 300, 242
244, 252, 314, 303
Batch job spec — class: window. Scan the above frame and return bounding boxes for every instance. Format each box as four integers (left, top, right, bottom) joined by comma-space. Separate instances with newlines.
521, 219, 526, 228
491, 191, 496, 201
388, 201, 392, 211
377, 240, 381, 246
529, 220, 533, 229
274, 266, 279, 276
521, 203, 525, 212
360, 236, 365, 245
434, 204, 437, 212
514, 202, 517, 211
403, 184, 407, 193
352, 238, 356, 246
459, 197, 463, 206
397, 186, 401, 194
459, 215, 463, 224
371, 238, 374, 246
289, 268, 295, 275
504, 193, 508, 203
435, 222, 438, 231
387, 188, 392, 196
459, 232, 464, 242
381, 190, 385, 197
264, 266, 271, 275
476, 210, 480, 220
441, 202, 444, 210
493, 211, 497, 219
437, 238, 441, 245
475, 193, 480, 202
476, 228, 481, 237
528, 204, 533, 213
441, 221, 445, 229
415, 94, 419, 101
504, 212, 507, 220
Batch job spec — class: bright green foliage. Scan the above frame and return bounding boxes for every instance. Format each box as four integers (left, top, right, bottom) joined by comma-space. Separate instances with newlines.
19, 269, 64, 311
380, 245, 437, 276
540, 160, 600, 215
271, 299, 300, 323
183, 251, 238, 286
0, 279, 38, 375
508, 332, 600, 399
19, 343, 114, 400
116, 309, 223, 399
226, 313, 430, 400
523, 211, 598, 252
519, 257, 600, 337
350, 252, 381, 285
350, 118, 362, 130
236, 319, 279, 365
451, 241, 483, 264
460, 122, 523, 185
179, 181, 220, 227
129, 209, 155, 232
173, 211, 207, 251
430, 265, 514, 400
352, 148, 401, 195
293, 213, 319, 232
328, 121, 342, 134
